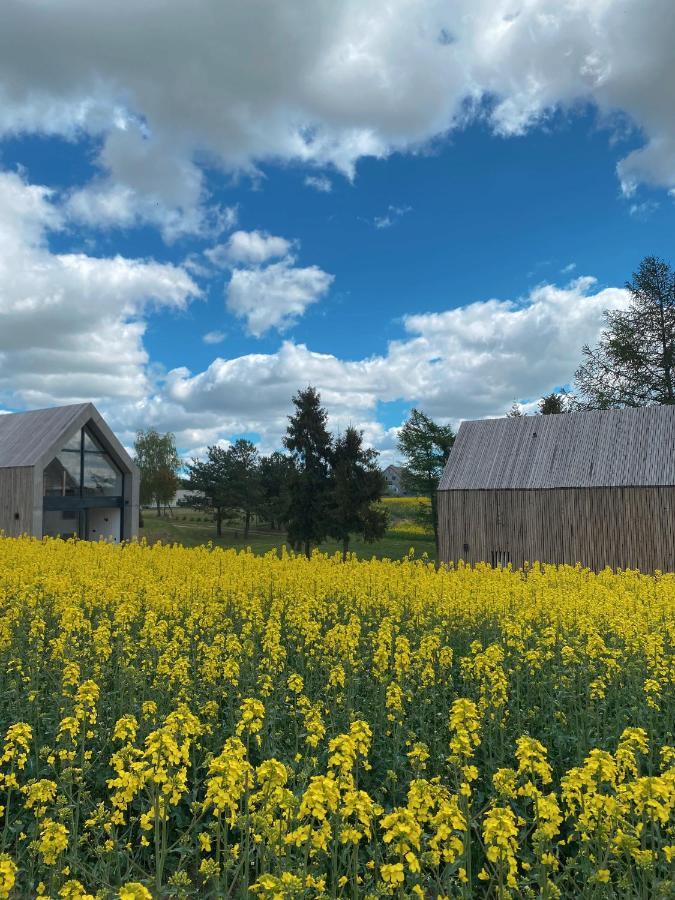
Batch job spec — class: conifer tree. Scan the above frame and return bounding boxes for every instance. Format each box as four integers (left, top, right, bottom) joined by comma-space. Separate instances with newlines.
283, 386, 333, 557
329, 426, 388, 561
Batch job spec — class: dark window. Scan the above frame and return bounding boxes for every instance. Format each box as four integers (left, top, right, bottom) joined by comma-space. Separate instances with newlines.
44, 426, 123, 498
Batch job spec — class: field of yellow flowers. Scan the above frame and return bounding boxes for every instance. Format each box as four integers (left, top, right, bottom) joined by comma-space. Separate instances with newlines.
0, 537, 673, 898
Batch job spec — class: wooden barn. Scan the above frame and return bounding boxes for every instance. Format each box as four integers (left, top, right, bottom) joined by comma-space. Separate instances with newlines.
0, 403, 139, 541
437, 405, 675, 572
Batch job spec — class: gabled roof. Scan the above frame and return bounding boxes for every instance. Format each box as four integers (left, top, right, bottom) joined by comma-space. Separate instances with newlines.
0, 404, 92, 468
439, 405, 675, 490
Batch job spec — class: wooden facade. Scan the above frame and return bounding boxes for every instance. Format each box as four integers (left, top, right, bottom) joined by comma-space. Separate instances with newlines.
438, 486, 675, 572
0, 467, 35, 538
438, 407, 675, 572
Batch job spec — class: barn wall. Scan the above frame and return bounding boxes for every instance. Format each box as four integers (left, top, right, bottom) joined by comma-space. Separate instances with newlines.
438, 487, 675, 572
0, 467, 35, 537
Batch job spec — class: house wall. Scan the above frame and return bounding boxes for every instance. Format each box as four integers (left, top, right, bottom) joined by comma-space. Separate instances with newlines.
122, 467, 139, 540
438, 486, 675, 572
0, 467, 35, 537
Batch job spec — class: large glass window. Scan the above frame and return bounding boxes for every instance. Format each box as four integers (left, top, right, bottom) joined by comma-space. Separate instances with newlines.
43, 432, 82, 496
43, 426, 123, 498
82, 429, 123, 496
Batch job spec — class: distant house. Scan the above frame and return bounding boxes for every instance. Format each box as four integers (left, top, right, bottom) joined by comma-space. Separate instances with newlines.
383, 464, 406, 496
0, 403, 139, 541
438, 406, 675, 572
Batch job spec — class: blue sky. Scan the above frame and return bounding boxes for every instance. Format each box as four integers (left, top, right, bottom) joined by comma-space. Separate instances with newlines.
0, 1, 673, 462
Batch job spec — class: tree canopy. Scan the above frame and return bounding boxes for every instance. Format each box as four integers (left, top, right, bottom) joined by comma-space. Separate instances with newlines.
133, 429, 181, 515
576, 255, 675, 408
329, 426, 388, 560
397, 409, 455, 555
283, 386, 333, 557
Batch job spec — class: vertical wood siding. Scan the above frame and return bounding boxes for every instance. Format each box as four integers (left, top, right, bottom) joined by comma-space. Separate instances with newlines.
438, 487, 675, 572
0, 468, 35, 537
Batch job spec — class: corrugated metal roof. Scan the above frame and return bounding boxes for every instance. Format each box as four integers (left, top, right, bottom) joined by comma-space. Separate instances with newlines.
0, 404, 92, 468
439, 405, 675, 489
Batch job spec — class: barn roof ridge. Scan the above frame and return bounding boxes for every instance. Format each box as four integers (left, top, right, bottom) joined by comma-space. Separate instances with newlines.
439, 404, 675, 490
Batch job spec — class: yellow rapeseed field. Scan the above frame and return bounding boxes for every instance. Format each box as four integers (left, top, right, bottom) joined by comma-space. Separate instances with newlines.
0, 537, 673, 898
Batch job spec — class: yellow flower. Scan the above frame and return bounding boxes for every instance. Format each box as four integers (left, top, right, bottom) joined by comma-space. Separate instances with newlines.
0, 855, 17, 900
118, 884, 153, 899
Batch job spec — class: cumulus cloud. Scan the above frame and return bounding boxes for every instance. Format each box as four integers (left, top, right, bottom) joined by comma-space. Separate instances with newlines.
226, 259, 334, 337
154, 276, 628, 455
206, 230, 294, 267
0, 170, 199, 408
0, 175, 630, 459
1, 0, 674, 227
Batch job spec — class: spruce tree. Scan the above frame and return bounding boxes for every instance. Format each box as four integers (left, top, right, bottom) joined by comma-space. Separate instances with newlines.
329, 426, 388, 561
283, 386, 333, 557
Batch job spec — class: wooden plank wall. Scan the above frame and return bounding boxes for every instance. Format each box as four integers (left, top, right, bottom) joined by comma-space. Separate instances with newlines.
0, 467, 35, 537
438, 487, 675, 572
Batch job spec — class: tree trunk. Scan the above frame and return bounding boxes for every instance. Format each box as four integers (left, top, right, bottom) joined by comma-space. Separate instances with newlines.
244, 510, 251, 540
342, 537, 349, 563
216, 510, 222, 537
304, 540, 311, 559
156, 497, 161, 517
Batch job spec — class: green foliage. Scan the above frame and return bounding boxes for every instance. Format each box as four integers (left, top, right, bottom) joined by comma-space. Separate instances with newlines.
283, 386, 333, 556
133, 429, 181, 514
576, 255, 675, 408
397, 409, 455, 552
259, 451, 295, 530
184, 446, 235, 536
184, 440, 263, 538
538, 390, 570, 415
329, 426, 388, 560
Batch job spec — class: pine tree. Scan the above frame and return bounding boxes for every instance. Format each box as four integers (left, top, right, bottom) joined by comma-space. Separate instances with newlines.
227, 439, 262, 539
576, 256, 675, 407
283, 386, 333, 557
538, 391, 569, 415
329, 426, 388, 561
184, 446, 234, 537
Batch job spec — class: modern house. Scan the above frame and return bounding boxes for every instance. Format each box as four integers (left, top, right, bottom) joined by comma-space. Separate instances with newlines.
383, 464, 406, 496
438, 405, 675, 572
0, 403, 139, 541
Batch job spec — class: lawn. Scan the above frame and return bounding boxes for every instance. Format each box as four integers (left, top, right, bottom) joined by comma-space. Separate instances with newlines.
139, 496, 436, 560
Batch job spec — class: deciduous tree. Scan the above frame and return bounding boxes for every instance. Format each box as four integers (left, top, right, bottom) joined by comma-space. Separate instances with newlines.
133, 430, 181, 517
397, 409, 455, 556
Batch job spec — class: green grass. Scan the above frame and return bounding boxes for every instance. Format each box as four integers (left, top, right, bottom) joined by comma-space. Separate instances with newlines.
139, 506, 436, 561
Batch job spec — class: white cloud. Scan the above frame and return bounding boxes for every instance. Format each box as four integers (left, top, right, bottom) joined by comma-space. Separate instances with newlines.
0, 177, 629, 460
304, 174, 333, 193
153, 276, 628, 457
1, 0, 674, 225
206, 230, 294, 267
373, 204, 412, 229
0, 170, 199, 408
226, 259, 334, 337
203, 330, 226, 345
